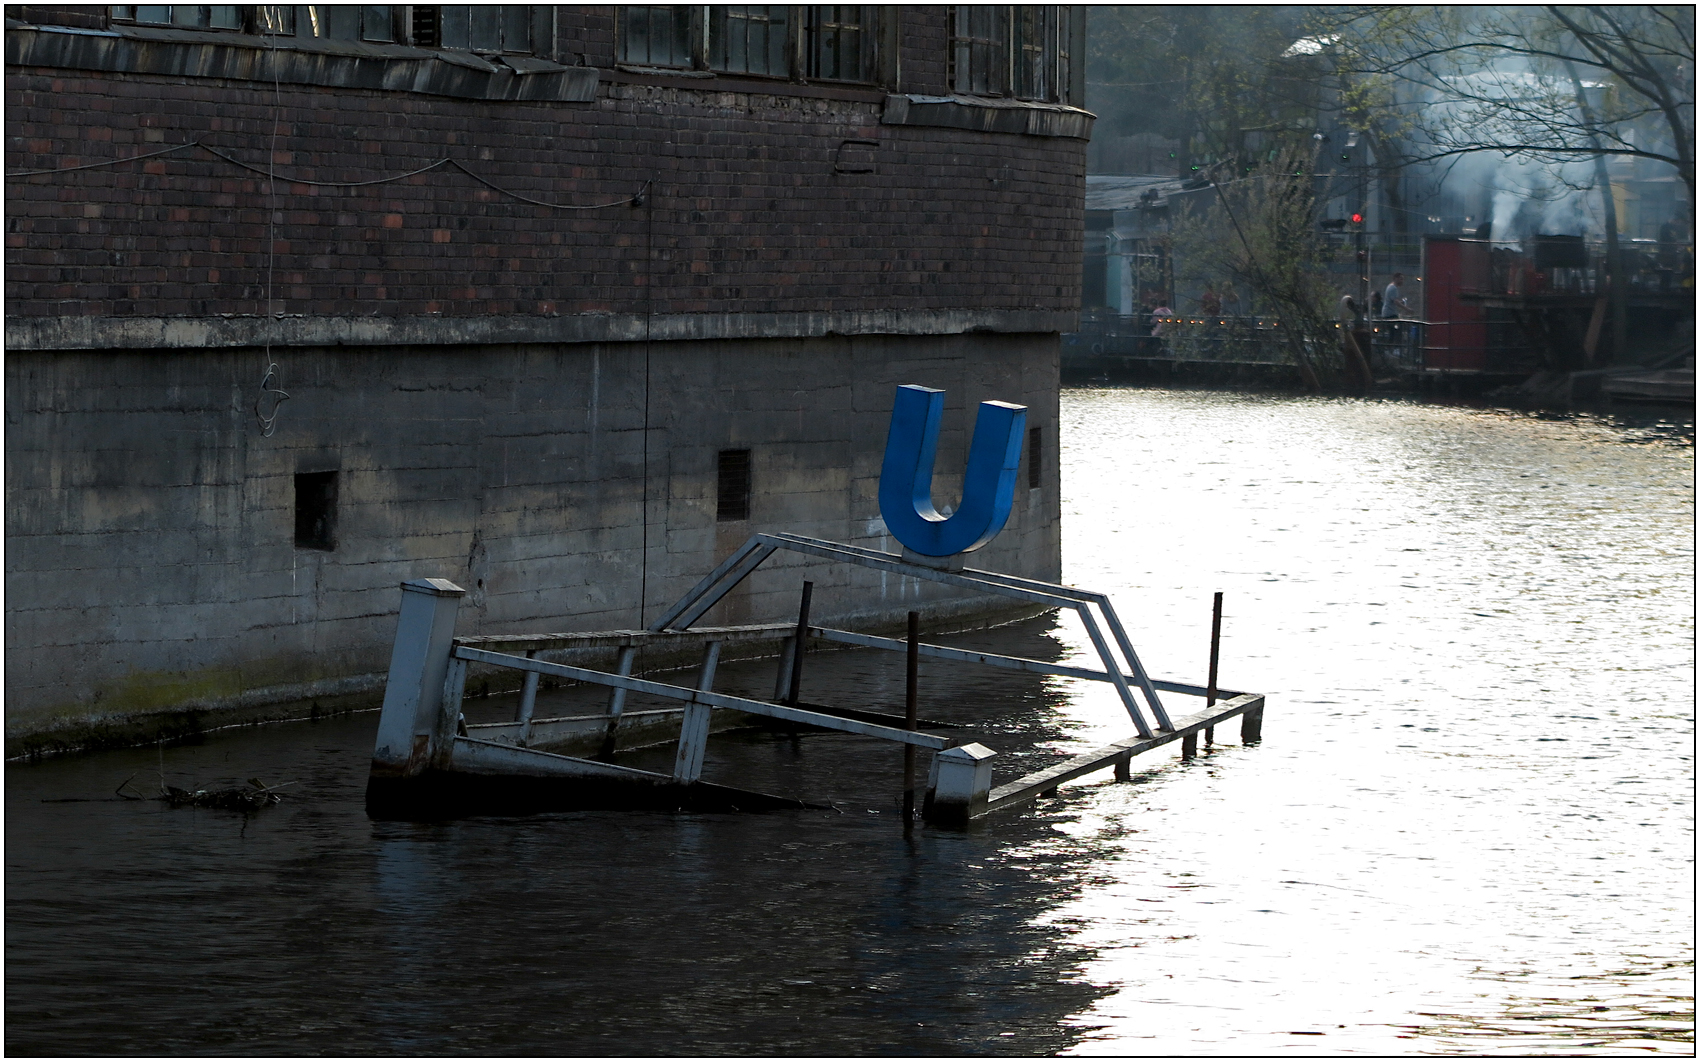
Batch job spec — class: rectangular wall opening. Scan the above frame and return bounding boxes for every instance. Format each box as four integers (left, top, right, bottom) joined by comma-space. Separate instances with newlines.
1027, 426, 1043, 489
717, 449, 751, 522
294, 470, 339, 550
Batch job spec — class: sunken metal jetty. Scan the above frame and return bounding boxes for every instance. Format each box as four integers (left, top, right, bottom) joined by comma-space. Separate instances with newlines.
365, 386, 1266, 825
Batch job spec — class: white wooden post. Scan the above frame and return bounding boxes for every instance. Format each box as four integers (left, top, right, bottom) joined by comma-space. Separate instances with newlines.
370, 578, 466, 779
927, 742, 996, 826
672, 640, 722, 784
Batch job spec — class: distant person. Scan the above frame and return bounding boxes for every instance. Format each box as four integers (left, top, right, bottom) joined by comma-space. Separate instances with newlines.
1382, 273, 1410, 318
1200, 284, 1222, 316
1370, 288, 1383, 318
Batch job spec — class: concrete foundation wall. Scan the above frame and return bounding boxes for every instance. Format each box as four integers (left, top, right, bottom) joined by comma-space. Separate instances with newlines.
5, 331, 1060, 755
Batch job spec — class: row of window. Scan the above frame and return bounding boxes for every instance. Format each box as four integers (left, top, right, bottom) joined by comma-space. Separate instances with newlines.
106, 6, 1078, 102
111, 6, 536, 53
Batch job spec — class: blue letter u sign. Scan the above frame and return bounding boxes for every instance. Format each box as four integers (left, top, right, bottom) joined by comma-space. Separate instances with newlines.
878, 384, 1027, 557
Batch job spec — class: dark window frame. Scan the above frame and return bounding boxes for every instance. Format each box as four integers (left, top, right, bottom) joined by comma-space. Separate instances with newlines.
110, 6, 546, 55
717, 449, 753, 522
110, 5, 246, 31
616, 5, 883, 85
294, 470, 339, 551
948, 5, 1076, 103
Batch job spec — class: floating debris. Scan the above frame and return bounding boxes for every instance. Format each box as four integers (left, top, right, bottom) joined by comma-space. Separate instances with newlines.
118, 774, 295, 811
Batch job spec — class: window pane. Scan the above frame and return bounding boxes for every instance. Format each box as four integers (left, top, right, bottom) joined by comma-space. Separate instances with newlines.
468, 7, 501, 50
953, 5, 1007, 95
209, 5, 240, 28
255, 4, 294, 34
621, 6, 690, 67
169, 6, 205, 27
807, 5, 868, 81
131, 6, 171, 25
362, 6, 395, 42
111, 6, 137, 19
1013, 6, 1051, 100
501, 5, 530, 51
711, 6, 789, 76
440, 6, 471, 49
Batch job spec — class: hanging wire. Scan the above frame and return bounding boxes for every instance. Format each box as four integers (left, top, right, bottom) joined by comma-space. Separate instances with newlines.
255, 362, 290, 438
199, 143, 453, 187
4, 140, 201, 176
8, 140, 649, 208
259, 26, 287, 439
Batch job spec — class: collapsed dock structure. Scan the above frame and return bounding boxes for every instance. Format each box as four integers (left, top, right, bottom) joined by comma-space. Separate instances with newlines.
5, 6, 1092, 756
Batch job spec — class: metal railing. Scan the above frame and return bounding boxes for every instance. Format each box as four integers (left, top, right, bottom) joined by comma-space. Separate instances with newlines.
1072, 312, 1293, 365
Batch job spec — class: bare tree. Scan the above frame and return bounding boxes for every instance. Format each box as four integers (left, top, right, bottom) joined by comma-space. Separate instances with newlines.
1334, 6, 1694, 218
1169, 144, 1347, 389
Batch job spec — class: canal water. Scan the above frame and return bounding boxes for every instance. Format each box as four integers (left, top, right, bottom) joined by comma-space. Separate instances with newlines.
7, 389, 1693, 1055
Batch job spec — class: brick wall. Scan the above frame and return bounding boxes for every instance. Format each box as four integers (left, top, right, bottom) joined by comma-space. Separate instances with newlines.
5, 8, 1085, 324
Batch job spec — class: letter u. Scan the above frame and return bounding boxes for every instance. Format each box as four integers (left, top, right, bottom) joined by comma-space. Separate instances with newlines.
878, 384, 1027, 557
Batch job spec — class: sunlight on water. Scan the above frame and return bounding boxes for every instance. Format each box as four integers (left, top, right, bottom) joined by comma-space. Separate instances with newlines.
5, 389, 1691, 1055
1036, 390, 1693, 1054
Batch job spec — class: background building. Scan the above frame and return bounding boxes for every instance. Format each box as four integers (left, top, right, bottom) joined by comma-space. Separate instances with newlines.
5, 5, 1091, 755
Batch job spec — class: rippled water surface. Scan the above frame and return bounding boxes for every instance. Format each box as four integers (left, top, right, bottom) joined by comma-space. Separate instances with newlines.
7, 389, 1693, 1055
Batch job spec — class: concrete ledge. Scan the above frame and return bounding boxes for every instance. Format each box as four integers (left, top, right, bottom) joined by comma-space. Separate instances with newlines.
882, 93, 1094, 140
5, 22, 598, 103
5, 309, 1080, 351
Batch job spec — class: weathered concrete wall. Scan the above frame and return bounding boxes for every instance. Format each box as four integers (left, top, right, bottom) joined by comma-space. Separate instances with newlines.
5, 332, 1060, 755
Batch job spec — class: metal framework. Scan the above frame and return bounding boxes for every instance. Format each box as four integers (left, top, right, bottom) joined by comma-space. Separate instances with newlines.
652, 532, 1175, 736
366, 535, 1266, 823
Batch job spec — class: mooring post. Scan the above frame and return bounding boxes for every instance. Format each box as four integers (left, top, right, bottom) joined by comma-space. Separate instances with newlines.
598, 643, 638, 759
1114, 755, 1131, 782
370, 578, 466, 779
672, 640, 723, 784
786, 581, 813, 707
1241, 701, 1263, 744
1205, 591, 1223, 747
926, 743, 996, 827
903, 610, 919, 822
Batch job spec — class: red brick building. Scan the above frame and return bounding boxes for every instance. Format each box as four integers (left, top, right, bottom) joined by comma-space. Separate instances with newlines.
5, 5, 1091, 754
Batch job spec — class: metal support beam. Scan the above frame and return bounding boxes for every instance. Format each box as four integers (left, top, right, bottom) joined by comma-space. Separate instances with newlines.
515, 650, 540, 746
599, 645, 637, 759
985, 694, 1263, 816
673, 642, 722, 784
454, 646, 950, 750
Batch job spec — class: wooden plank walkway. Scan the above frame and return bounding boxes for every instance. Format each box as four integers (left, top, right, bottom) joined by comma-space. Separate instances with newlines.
983, 693, 1264, 816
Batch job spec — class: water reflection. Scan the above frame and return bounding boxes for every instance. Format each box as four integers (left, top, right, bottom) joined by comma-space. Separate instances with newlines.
5, 389, 1692, 1054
